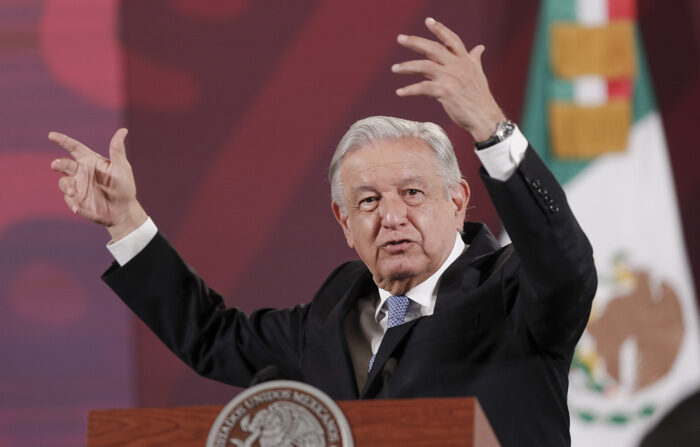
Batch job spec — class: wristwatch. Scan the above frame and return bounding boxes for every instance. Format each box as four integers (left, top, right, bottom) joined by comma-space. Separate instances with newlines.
474, 120, 515, 150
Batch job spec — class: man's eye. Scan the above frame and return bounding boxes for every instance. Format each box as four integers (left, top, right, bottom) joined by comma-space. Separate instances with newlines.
405, 189, 421, 196
357, 196, 378, 211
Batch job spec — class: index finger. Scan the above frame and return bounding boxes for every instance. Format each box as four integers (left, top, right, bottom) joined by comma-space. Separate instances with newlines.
397, 33, 453, 65
424, 17, 468, 57
48, 131, 93, 158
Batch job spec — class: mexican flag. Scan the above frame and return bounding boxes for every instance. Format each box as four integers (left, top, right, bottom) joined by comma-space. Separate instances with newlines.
521, 0, 700, 444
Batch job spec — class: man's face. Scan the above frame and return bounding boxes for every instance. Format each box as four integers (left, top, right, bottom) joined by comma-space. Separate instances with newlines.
332, 138, 469, 295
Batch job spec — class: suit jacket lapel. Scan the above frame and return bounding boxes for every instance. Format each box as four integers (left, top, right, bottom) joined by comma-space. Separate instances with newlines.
432, 223, 499, 311
360, 317, 421, 398
313, 264, 375, 399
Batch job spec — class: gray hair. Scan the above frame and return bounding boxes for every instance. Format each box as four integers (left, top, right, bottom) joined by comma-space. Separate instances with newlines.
329, 116, 463, 214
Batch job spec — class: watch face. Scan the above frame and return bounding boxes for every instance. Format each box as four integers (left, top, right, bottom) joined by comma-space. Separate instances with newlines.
496, 121, 514, 140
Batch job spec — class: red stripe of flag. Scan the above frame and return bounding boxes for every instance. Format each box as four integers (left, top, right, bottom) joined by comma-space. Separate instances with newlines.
609, 0, 637, 20
608, 78, 634, 99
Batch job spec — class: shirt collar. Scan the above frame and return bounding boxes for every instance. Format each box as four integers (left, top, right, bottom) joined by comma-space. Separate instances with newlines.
375, 232, 467, 321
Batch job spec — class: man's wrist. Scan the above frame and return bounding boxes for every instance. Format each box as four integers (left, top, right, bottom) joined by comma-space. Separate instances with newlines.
470, 110, 507, 142
107, 217, 158, 266
474, 124, 528, 181
474, 120, 515, 150
107, 203, 148, 243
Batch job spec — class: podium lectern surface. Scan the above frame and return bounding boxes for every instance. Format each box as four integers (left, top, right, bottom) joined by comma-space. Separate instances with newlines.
88, 397, 500, 446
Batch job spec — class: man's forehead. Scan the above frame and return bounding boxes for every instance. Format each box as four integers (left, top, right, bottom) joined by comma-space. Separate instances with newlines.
341, 141, 440, 192
355, 136, 430, 153
342, 138, 434, 169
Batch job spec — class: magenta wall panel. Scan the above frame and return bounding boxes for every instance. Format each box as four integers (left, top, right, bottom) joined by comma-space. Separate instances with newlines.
0, 1, 133, 446
1, 0, 698, 444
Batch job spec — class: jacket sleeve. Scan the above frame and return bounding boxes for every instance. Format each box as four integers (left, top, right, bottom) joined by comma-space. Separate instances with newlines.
480, 146, 597, 360
102, 232, 311, 387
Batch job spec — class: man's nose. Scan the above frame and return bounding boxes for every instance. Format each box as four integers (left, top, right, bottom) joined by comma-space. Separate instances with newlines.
379, 194, 408, 228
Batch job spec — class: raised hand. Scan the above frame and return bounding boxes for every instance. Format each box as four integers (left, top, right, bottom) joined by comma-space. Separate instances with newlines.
392, 17, 506, 141
49, 128, 147, 242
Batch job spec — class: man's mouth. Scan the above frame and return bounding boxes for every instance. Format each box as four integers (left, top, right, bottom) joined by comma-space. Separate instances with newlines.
381, 240, 412, 252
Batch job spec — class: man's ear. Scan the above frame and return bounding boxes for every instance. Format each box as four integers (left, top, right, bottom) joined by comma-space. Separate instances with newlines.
332, 201, 354, 249
451, 179, 470, 231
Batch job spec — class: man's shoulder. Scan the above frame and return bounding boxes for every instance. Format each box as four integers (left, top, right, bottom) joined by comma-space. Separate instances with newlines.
305, 259, 372, 320
460, 222, 502, 257
319, 259, 371, 290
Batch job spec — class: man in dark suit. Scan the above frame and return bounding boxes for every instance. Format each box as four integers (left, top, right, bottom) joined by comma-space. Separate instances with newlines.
49, 18, 596, 446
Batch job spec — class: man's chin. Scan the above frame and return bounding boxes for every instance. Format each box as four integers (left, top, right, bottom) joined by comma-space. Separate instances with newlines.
373, 266, 422, 291
384, 269, 418, 280
368, 254, 430, 289
377, 258, 417, 277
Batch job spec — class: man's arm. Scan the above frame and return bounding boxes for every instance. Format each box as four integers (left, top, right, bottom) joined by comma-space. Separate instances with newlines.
393, 17, 597, 358
48, 129, 307, 386
482, 146, 596, 358
102, 231, 308, 386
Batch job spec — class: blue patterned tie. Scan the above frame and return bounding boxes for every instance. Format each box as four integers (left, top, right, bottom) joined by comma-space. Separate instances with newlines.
368, 295, 410, 372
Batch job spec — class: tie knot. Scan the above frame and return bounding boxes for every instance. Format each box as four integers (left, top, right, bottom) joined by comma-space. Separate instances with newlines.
386, 295, 410, 328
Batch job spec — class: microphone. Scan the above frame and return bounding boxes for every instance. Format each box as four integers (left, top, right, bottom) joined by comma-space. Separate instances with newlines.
381, 358, 397, 399
248, 364, 279, 387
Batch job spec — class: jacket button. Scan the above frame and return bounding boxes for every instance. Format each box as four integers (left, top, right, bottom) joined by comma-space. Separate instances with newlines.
531, 179, 541, 188
549, 204, 560, 213
537, 187, 548, 197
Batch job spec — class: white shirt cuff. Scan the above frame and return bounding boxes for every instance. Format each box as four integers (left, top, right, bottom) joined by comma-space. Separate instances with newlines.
474, 125, 528, 181
106, 217, 158, 266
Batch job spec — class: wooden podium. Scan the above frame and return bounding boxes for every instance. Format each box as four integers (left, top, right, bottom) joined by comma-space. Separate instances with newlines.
87, 397, 500, 446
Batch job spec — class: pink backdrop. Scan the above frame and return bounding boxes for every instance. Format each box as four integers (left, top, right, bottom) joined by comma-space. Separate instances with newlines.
1, 0, 698, 445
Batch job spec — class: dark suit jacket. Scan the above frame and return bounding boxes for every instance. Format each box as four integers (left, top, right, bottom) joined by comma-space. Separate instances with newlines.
103, 147, 596, 447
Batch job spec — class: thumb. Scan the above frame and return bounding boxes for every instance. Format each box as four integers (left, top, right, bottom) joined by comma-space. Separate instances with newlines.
109, 128, 129, 163
470, 44, 486, 63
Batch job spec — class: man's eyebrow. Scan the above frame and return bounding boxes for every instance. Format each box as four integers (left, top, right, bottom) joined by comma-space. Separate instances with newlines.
350, 185, 377, 196
397, 176, 427, 187
350, 177, 427, 196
